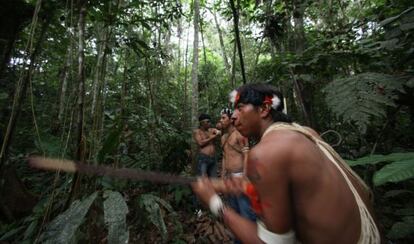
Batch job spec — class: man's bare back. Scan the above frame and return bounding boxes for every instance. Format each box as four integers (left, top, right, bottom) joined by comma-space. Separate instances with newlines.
248, 129, 367, 243
192, 84, 380, 244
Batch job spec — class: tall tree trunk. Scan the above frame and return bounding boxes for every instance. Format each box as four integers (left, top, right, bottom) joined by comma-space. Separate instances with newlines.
229, 0, 246, 84
120, 50, 129, 126
210, 7, 231, 79
176, 18, 182, 78
200, 19, 208, 65
191, 0, 200, 174
0, 8, 50, 168
183, 21, 191, 129
199, 17, 210, 113
90, 25, 109, 161
231, 42, 237, 88
252, 37, 264, 82
66, 0, 87, 208
293, 0, 306, 55
55, 42, 73, 133
91, 26, 107, 116
291, 0, 312, 126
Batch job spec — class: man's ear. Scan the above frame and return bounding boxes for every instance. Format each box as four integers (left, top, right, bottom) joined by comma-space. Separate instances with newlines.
259, 104, 271, 118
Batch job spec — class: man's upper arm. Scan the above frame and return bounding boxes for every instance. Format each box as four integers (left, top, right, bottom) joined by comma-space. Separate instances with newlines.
193, 129, 204, 146
248, 140, 293, 234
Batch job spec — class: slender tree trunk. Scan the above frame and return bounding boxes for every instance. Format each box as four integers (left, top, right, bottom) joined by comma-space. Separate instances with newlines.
55, 43, 72, 133
183, 21, 191, 129
200, 19, 207, 65
191, 0, 200, 174
199, 17, 210, 112
0, 12, 50, 168
229, 0, 246, 84
90, 25, 110, 161
176, 18, 182, 78
291, 0, 312, 126
293, 0, 306, 55
120, 50, 129, 125
231, 42, 237, 88
145, 58, 156, 160
66, 1, 87, 208
210, 7, 231, 78
252, 37, 263, 82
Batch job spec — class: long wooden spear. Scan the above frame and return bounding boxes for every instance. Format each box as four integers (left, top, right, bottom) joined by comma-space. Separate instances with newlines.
28, 156, 225, 189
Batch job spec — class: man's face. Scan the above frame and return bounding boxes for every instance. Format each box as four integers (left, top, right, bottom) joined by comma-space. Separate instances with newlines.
219, 114, 231, 130
200, 119, 211, 129
231, 103, 261, 137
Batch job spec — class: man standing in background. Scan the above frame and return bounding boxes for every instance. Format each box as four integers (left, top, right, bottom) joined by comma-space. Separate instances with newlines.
193, 114, 221, 177
219, 108, 256, 243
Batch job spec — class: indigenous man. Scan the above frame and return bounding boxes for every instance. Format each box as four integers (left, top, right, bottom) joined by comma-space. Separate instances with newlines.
193, 114, 221, 177
220, 107, 256, 243
192, 84, 381, 243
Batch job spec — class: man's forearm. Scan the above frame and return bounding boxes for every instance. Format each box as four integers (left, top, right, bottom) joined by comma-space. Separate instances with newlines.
222, 208, 263, 244
198, 135, 216, 147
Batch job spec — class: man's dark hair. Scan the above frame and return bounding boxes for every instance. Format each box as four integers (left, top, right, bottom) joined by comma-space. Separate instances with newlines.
198, 113, 211, 122
220, 108, 233, 118
236, 83, 292, 123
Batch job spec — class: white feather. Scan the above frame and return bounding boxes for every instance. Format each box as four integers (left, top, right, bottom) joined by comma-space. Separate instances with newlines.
229, 90, 238, 104
271, 95, 281, 109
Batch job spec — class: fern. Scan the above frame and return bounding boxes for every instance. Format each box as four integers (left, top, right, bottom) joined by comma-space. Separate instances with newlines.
324, 72, 405, 133
373, 159, 414, 186
39, 192, 98, 244
103, 191, 129, 244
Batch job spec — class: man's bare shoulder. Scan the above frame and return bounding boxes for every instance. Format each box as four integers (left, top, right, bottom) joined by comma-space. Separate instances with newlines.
249, 131, 295, 168
253, 130, 315, 167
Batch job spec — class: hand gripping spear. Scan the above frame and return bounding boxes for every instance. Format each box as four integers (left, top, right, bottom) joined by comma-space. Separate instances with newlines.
28, 156, 226, 190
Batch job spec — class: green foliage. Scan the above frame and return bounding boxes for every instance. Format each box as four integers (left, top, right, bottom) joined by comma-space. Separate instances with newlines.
138, 193, 176, 240
34, 133, 66, 157
373, 159, 414, 186
347, 152, 414, 166
39, 192, 98, 244
97, 121, 123, 163
103, 190, 129, 244
324, 72, 405, 133
387, 216, 414, 239
347, 152, 414, 186
349, 152, 414, 240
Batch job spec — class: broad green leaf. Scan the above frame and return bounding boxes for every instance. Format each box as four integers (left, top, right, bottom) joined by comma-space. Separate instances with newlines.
373, 159, 414, 186
346, 152, 414, 166
387, 217, 414, 239
39, 192, 98, 244
139, 194, 175, 239
103, 191, 129, 244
